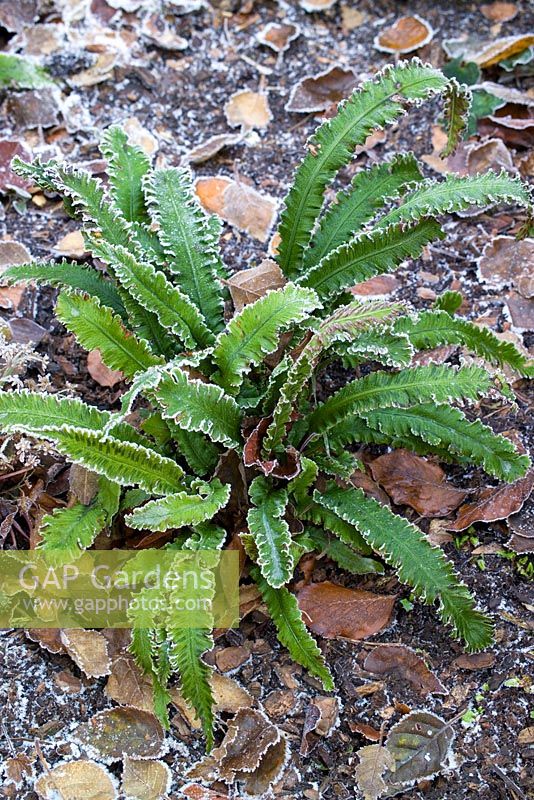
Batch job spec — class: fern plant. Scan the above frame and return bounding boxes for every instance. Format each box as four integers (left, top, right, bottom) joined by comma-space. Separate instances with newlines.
1, 60, 532, 749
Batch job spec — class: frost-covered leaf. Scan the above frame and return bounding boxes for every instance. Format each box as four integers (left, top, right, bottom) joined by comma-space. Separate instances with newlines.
384, 710, 456, 787
34, 761, 118, 800
355, 744, 395, 800
125, 480, 231, 532
122, 757, 171, 800
73, 707, 165, 762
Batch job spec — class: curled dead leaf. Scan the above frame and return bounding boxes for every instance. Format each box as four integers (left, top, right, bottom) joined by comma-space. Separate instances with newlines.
53, 230, 87, 258
297, 581, 395, 641
195, 176, 277, 242
300, 696, 339, 755
507, 496, 534, 553
443, 34, 534, 67
87, 349, 124, 388
73, 707, 165, 762
122, 757, 171, 800
0, 240, 32, 270
60, 629, 111, 678
447, 470, 534, 531
363, 644, 447, 696
35, 760, 118, 800
186, 133, 243, 165
226, 259, 286, 311
374, 15, 434, 54
256, 22, 300, 54
369, 450, 468, 517
243, 416, 301, 480
465, 138, 515, 176
224, 90, 272, 130
505, 291, 534, 331
299, 0, 337, 11
285, 66, 358, 113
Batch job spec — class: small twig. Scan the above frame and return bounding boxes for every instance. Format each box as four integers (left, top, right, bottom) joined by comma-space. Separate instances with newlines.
492, 765, 528, 800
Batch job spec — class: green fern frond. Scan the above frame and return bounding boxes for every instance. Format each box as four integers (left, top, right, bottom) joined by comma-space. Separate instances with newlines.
170, 425, 220, 477
277, 60, 448, 276
1, 260, 126, 317
315, 483, 494, 651
305, 364, 493, 436
90, 241, 214, 349
264, 299, 400, 454
395, 310, 533, 375
297, 219, 444, 300
39, 503, 107, 565
184, 522, 226, 551
251, 566, 334, 690
342, 328, 414, 367
246, 477, 293, 588
306, 528, 384, 575
362, 404, 530, 482
378, 171, 533, 228
168, 626, 215, 749
144, 168, 226, 333
212, 284, 321, 394
0, 390, 110, 434
441, 79, 471, 157
47, 428, 186, 495
100, 125, 151, 224
125, 479, 231, 531
11, 156, 60, 192
117, 289, 177, 359
56, 290, 163, 378
303, 153, 423, 269
156, 370, 242, 449
434, 290, 463, 314
300, 500, 372, 554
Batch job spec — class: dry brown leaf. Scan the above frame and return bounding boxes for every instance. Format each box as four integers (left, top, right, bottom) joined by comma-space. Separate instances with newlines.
188, 708, 282, 787
171, 671, 253, 729
3, 752, 34, 788
465, 138, 515, 176
363, 644, 447, 696
374, 15, 434, 54
480, 2, 518, 21
60, 629, 111, 678
507, 494, 534, 553
105, 654, 155, 712
350, 469, 390, 506
369, 450, 468, 517
505, 291, 534, 331
186, 133, 243, 165
195, 176, 277, 242
453, 652, 496, 670
53, 230, 87, 258
300, 696, 339, 755
243, 416, 300, 480
448, 470, 534, 532
122, 117, 158, 156
0, 140, 32, 195
297, 581, 395, 641
8, 317, 46, 344
0, 239, 32, 270
341, 5, 366, 31
285, 66, 358, 113
478, 236, 534, 292
74, 707, 165, 762
299, 0, 337, 11
226, 259, 286, 311
351, 274, 399, 297
87, 349, 124, 387
237, 737, 289, 797
26, 628, 65, 654
69, 464, 100, 505
122, 757, 171, 800
256, 22, 300, 53
355, 744, 395, 800
224, 90, 272, 130
444, 34, 534, 67
35, 761, 118, 800
141, 14, 188, 50
518, 726, 534, 745
182, 785, 228, 800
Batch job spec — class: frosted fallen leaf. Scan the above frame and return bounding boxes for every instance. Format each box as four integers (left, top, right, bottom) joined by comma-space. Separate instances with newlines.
53, 229, 87, 258
171, 671, 253, 728
87, 349, 124, 387
256, 22, 300, 53
299, 0, 337, 11
34, 760, 118, 800
477, 81, 534, 107
73, 707, 166, 762
443, 34, 534, 67
0, 139, 32, 195
122, 757, 171, 800
478, 236, 534, 293
285, 66, 358, 113
384, 710, 456, 788
106, 653, 155, 712
355, 744, 395, 800
195, 176, 277, 242
480, 2, 518, 22
363, 644, 448, 696
224, 90, 271, 130
448, 470, 534, 531
3, 752, 34, 788
123, 117, 158, 156
226, 259, 286, 311
505, 291, 534, 331
60, 629, 111, 678
186, 132, 243, 165
374, 15, 434, 54
141, 14, 188, 51
0, 240, 31, 270
465, 138, 515, 175
70, 51, 117, 87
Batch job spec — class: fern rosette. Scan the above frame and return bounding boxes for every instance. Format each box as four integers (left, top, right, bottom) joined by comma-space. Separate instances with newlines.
1, 60, 532, 747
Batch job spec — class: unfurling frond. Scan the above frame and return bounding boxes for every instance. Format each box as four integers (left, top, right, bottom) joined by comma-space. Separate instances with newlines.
316, 483, 494, 651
